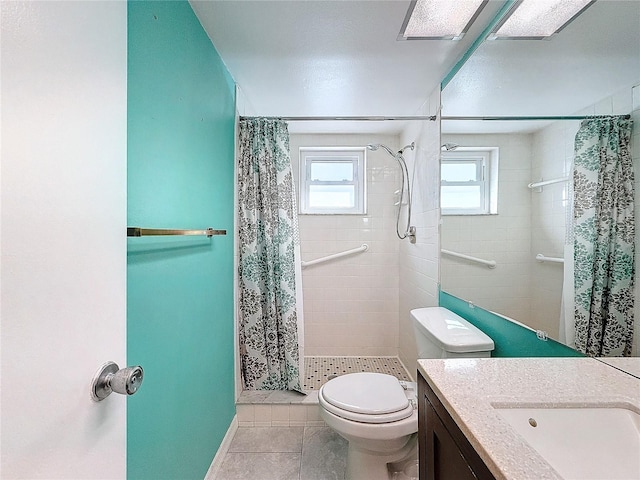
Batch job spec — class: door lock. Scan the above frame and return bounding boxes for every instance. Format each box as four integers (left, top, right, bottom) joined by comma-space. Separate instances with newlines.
91, 361, 144, 402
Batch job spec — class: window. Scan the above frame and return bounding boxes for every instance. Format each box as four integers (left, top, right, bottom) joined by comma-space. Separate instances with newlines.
299, 147, 366, 214
441, 148, 498, 215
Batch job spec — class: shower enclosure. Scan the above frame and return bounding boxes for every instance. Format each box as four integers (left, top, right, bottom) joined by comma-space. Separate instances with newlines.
234, 103, 442, 424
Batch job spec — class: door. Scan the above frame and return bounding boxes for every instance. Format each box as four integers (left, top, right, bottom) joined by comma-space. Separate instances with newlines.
1, 2, 128, 478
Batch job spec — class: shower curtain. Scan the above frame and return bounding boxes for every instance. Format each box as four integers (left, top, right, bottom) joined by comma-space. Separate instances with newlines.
237, 117, 304, 391
573, 116, 635, 356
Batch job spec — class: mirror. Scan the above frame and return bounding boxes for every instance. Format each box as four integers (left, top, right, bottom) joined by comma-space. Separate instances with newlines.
440, 0, 640, 357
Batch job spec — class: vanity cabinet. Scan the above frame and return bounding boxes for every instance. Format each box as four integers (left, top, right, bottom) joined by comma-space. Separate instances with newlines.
418, 373, 495, 480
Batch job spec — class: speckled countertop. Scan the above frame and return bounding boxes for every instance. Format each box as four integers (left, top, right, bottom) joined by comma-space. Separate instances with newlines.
417, 357, 640, 480
596, 357, 640, 379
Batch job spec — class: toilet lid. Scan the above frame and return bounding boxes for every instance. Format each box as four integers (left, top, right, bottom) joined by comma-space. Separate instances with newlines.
320, 372, 411, 420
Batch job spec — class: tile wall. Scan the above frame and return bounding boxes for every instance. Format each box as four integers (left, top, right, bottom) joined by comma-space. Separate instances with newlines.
290, 133, 402, 357
398, 89, 442, 376
440, 133, 533, 325
236, 401, 325, 428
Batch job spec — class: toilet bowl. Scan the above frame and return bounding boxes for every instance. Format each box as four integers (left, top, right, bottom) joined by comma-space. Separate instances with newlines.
318, 307, 495, 480
318, 372, 418, 480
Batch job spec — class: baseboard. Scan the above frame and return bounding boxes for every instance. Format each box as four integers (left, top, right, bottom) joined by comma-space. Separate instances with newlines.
204, 415, 238, 479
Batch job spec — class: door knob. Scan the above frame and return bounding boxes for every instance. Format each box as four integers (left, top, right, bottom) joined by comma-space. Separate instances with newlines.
91, 361, 144, 402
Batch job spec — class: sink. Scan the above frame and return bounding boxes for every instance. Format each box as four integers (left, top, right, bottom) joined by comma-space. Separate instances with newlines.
494, 406, 640, 480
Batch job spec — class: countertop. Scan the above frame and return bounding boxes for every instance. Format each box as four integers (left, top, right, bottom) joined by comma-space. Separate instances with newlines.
417, 357, 640, 480
596, 357, 640, 379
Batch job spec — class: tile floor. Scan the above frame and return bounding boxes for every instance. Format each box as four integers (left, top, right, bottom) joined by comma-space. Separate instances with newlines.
212, 426, 347, 480
211, 425, 420, 480
219, 357, 417, 478
236, 356, 413, 428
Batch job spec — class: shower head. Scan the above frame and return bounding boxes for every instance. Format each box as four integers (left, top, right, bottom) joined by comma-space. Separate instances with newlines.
441, 143, 459, 151
366, 143, 396, 158
367, 142, 415, 157
366, 140, 416, 241
398, 142, 415, 155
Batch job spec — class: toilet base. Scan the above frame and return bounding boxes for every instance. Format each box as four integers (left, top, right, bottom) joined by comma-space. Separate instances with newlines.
345, 433, 418, 480
389, 455, 420, 480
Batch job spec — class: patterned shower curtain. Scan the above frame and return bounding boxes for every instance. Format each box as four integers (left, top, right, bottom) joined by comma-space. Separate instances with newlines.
573, 116, 635, 356
237, 117, 304, 391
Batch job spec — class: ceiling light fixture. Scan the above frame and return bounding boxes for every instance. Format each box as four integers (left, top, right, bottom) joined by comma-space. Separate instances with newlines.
398, 0, 488, 41
490, 0, 596, 39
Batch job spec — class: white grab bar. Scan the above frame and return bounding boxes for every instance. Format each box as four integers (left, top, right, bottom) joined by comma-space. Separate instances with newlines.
441, 249, 497, 269
301, 244, 368, 269
535, 253, 564, 264
528, 176, 570, 190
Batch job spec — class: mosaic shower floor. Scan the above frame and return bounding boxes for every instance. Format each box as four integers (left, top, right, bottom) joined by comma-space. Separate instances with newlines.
237, 356, 413, 405
303, 356, 412, 390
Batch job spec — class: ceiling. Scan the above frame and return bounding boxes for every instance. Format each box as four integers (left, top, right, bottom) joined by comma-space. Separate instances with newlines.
190, 0, 506, 134
442, 0, 640, 134
191, 0, 640, 136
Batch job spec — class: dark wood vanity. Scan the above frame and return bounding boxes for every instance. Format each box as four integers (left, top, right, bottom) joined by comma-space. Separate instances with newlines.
418, 372, 496, 480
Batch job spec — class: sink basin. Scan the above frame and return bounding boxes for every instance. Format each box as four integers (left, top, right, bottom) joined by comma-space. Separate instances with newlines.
494, 406, 640, 480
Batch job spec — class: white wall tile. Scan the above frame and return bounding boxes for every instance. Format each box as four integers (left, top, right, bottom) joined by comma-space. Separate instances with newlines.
440, 133, 533, 325
398, 90, 441, 373
271, 405, 290, 427
254, 404, 272, 427
289, 405, 307, 426
237, 404, 255, 426
291, 133, 401, 356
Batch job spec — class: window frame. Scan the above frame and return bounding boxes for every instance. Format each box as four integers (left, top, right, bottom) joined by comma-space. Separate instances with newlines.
299, 147, 367, 215
441, 148, 499, 216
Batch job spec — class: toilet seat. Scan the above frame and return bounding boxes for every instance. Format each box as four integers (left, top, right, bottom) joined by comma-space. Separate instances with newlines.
319, 373, 414, 424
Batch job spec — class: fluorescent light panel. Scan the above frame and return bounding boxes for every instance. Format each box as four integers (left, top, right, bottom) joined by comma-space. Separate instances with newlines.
399, 0, 487, 40
492, 0, 596, 39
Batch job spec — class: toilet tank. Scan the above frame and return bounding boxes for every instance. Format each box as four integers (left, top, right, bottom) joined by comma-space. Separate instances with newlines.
411, 307, 494, 358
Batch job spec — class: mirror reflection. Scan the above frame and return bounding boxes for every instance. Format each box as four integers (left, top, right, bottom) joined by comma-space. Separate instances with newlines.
440, 0, 640, 357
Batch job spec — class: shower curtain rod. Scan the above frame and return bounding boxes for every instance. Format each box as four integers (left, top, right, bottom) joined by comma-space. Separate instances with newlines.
441, 115, 631, 121
239, 114, 630, 122
239, 115, 437, 121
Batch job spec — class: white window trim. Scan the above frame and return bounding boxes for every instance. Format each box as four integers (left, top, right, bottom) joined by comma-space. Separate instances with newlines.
299, 147, 367, 215
441, 147, 499, 215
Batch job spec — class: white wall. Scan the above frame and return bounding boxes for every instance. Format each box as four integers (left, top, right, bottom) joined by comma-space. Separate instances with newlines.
1, 2, 127, 478
440, 133, 533, 325
291, 134, 401, 356
398, 89, 441, 377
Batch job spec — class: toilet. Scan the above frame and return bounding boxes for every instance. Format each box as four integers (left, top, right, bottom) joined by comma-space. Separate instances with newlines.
318, 307, 494, 480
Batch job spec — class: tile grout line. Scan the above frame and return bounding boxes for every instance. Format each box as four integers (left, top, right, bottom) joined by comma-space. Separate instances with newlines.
298, 426, 306, 480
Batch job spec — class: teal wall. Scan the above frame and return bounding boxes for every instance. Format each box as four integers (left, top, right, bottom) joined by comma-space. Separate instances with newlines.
440, 291, 583, 357
127, 2, 236, 479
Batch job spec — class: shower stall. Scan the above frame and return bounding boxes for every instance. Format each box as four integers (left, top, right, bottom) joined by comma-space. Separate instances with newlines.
234, 104, 443, 426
